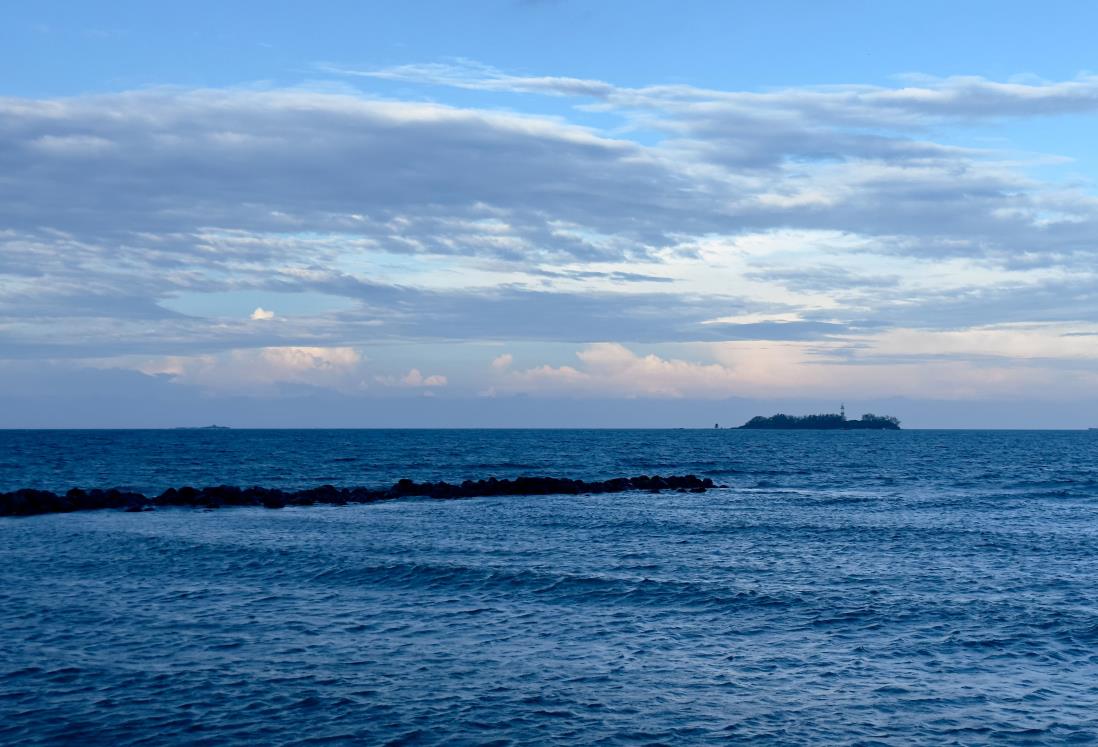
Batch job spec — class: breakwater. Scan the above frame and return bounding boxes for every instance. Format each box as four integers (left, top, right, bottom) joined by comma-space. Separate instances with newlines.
0, 474, 714, 516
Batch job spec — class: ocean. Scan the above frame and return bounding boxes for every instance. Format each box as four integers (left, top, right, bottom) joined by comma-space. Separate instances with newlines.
2, 429, 1097, 744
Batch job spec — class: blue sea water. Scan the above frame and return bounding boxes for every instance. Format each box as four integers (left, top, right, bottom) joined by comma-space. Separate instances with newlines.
2, 428, 1098, 745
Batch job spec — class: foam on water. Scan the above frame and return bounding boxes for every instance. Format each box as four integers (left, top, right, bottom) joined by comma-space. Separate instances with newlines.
2, 429, 1098, 744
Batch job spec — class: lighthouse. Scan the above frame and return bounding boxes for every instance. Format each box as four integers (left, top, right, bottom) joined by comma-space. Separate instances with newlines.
840, 403, 846, 420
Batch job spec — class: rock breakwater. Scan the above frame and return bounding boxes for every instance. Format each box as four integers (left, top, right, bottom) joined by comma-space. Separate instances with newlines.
0, 474, 715, 516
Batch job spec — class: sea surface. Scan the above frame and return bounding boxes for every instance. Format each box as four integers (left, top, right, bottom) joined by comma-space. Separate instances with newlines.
2, 428, 1098, 745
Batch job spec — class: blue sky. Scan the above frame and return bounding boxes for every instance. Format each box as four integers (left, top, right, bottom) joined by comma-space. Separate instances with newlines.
4, 1, 1098, 427
8, 1, 1098, 92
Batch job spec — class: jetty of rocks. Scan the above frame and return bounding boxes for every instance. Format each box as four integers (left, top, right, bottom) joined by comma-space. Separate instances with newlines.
0, 474, 715, 517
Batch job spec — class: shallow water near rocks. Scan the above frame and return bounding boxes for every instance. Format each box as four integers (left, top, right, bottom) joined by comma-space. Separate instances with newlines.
2, 429, 1098, 744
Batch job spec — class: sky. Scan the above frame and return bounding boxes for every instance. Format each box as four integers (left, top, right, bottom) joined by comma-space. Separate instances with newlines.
4, 0, 1098, 428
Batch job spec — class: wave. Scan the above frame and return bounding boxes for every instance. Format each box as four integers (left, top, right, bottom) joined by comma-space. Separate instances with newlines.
308, 561, 796, 611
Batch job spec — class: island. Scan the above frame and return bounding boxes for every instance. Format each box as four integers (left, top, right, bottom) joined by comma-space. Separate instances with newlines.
738, 411, 900, 430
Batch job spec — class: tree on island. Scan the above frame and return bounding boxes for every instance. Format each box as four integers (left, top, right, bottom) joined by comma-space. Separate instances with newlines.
738, 412, 900, 430
853, 413, 900, 429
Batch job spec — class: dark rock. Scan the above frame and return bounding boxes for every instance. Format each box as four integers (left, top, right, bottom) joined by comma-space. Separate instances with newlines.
2, 473, 715, 516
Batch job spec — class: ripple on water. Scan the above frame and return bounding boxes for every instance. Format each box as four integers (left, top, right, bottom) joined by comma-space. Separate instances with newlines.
1, 430, 1098, 744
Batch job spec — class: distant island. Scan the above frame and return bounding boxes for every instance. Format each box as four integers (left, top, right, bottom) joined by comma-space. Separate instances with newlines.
739, 411, 900, 430
173, 425, 231, 430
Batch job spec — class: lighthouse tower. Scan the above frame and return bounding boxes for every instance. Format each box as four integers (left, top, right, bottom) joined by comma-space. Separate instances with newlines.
840, 402, 846, 420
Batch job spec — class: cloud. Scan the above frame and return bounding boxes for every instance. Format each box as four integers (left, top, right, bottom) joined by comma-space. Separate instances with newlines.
401, 368, 447, 387
491, 353, 513, 369
841, 323, 1098, 362
4, 69, 1098, 399
354, 60, 1098, 123
501, 342, 740, 398
6, 360, 1098, 428
323, 59, 616, 98
491, 336, 1098, 402
375, 368, 448, 388
743, 265, 901, 293
140, 346, 365, 393
527, 267, 675, 284
5, 79, 1098, 289
0, 88, 681, 259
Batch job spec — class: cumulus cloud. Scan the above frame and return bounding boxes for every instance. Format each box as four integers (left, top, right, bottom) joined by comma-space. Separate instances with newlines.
250, 307, 275, 320
502, 343, 740, 398
494, 336, 1098, 402
140, 346, 365, 393
401, 368, 448, 387
375, 368, 448, 388
491, 353, 513, 369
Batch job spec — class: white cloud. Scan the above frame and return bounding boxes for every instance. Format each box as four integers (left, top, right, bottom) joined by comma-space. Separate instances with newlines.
349, 61, 1098, 130
849, 323, 1098, 361
490, 353, 513, 369
504, 343, 739, 398
259, 345, 360, 371
495, 336, 1098, 401
140, 346, 364, 393
326, 60, 617, 98
375, 368, 448, 388
402, 368, 448, 387
249, 306, 275, 320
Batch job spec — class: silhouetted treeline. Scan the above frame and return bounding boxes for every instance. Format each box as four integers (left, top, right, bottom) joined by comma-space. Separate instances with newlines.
738, 413, 900, 430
